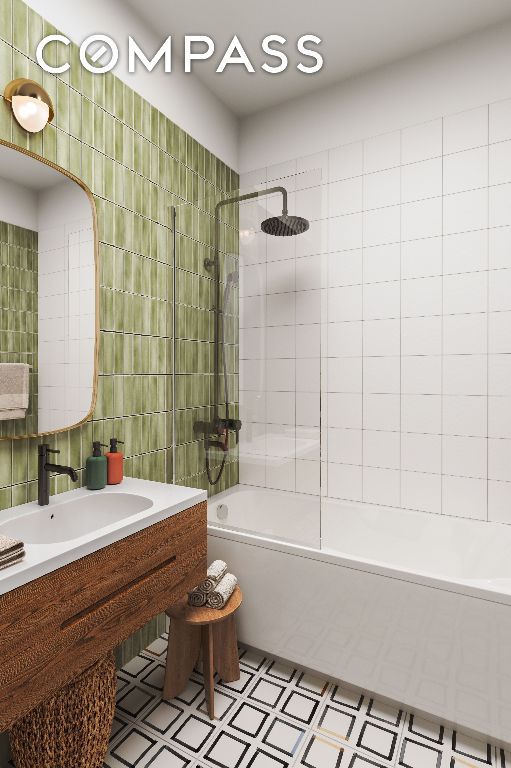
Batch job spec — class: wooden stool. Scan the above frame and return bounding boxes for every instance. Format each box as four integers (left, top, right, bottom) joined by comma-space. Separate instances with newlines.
163, 586, 243, 720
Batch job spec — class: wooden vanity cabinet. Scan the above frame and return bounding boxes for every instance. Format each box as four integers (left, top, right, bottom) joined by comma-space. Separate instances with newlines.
0, 500, 207, 730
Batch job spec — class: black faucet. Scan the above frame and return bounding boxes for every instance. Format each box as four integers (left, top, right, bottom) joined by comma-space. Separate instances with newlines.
38, 444, 79, 506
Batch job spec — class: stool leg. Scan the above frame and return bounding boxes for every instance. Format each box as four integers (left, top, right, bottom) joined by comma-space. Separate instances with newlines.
163, 620, 201, 701
212, 615, 240, 684
202, 624, 215, 720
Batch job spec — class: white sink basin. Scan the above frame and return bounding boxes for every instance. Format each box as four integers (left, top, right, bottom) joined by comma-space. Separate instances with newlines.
0, 493, 153, 544
0, 478, 207, 596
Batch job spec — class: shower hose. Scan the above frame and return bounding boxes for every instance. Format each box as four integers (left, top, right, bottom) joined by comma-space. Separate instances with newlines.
205, 273, 237, 486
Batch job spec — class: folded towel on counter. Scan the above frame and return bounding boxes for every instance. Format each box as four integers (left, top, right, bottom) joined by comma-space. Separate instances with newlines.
188, 587, 208, 608
0, 534, 24, 557
0, 363, 30, 420
197, 559, 227, 594
0, 535, 25, 570
206, 573, 238, 609
0, 550, 25, 571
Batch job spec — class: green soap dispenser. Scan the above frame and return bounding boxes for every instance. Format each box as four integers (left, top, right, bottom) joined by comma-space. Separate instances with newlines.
86, 442, 108, 490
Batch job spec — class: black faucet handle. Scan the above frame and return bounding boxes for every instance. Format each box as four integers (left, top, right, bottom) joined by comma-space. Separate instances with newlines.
38, 443, 60, 455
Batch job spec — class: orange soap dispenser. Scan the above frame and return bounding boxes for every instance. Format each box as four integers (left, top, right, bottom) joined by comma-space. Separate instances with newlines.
106, 438, 124, 485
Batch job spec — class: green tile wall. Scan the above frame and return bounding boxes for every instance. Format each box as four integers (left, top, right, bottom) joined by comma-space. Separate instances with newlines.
0, 0, 239, 718
0, 221, 38, 437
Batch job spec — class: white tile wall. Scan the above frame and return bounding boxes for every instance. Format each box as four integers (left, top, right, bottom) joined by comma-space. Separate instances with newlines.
240, 96, 511, 524
38, 220, 95, 433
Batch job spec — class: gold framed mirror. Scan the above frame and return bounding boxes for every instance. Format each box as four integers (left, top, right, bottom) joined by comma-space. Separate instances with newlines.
0, 139, 99, 440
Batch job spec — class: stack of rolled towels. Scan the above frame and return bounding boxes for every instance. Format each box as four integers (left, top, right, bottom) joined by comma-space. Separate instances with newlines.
0, 534, 25, 571
188, 560, 238, 609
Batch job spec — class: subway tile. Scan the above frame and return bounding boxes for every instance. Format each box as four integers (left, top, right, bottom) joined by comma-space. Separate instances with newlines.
363, 167, 400, 210
443, 395, 487, 437
363, 466, 400, 506
328, 462, 362, 501
402, 197, 442, 241
443, 272, 487, 315
363, 131, 401, 173
443, 146, 488, 195
364, 318, 400, 356
489, 183, 511, 228
363, 430, 400, 470
489, 140, 511, 185
402, 356, 442, 395
363, 357, 400, 394
363, 243, 400, 283
401, 237, 442, 279
401, 118, 442, 164
328, 285, 362, 322
489, 311, 511, 353
402, 276, 442, 318
363, 280, 400, 320
296, 358, 320, 393
363, 394, 400, 431
363, 205, 400, 247
329, 177, 363, 217
442, 435, 487, 479
489, 355, 511, 396
488, 396, 511, 438
443, 313, 487, 354
490, 98, 511, 143
402, 395, 441, 435
489, 438, 511, 482
443, 229, 488, 275
401, 157, 442, 203
442, 475, 487, 520
443, 105, 488, 154
328, 428, 362, 464
402, 316, 442, 356
401, 471, 441, 514
297, 392, 320, 428
488, 479, 511, 523
401, 433, 442, 474
328, 213, 362, 252
489, 226, 511, 270
329, 141, 364, 182
489, 268, 511, 311
443, 355, 487, 396
327, 249, 362, 287
443, 188, 488, 235
327, 357, 362, 393
327, 321, 362, 357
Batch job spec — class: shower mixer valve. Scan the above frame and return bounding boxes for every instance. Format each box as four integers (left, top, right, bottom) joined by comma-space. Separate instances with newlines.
194, 417, 242, 451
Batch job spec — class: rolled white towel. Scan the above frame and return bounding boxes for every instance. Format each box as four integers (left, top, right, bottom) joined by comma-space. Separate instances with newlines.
197, 560, 227, 594
188, 587, 207, 608
206, 573, 238, 609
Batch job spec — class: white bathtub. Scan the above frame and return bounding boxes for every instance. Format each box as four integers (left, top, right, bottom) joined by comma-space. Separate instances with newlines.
208, 484, 511, 746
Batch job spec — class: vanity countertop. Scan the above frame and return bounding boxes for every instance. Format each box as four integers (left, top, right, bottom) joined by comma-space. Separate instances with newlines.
0, 478, 207, 596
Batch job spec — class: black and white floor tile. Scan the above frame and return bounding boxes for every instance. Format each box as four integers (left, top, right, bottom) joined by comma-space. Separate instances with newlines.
102, 634, 502, 768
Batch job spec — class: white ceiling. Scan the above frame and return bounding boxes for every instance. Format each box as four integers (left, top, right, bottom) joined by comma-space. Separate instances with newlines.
124, 0, 511, 117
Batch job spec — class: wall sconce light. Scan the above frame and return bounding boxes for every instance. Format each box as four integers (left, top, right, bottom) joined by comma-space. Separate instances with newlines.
3, 79, 54, 133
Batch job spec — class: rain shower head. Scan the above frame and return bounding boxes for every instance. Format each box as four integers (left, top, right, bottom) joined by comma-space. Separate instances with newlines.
261, 214, 310, 237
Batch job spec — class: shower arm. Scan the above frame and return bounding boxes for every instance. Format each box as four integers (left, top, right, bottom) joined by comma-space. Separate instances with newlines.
207, 186, 288, 431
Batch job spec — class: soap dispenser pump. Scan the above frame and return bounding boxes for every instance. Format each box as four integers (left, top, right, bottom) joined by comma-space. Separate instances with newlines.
86, 441, 108, 490
106, 438, 124, 485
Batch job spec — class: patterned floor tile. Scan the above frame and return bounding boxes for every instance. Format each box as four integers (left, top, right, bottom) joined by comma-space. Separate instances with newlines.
101, 635, 505, 768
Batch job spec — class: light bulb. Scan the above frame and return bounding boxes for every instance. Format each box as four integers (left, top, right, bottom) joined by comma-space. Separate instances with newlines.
11, 95, 50, 133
